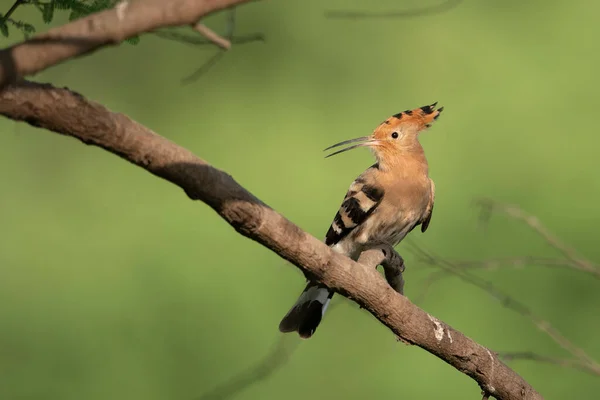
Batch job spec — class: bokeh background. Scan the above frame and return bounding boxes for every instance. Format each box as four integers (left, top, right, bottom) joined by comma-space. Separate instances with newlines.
1, 0, 599, 399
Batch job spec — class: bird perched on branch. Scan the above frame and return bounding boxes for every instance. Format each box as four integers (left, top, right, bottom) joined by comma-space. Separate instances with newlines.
279, 102, 443, 339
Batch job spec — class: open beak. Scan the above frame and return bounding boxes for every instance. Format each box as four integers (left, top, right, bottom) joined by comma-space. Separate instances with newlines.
323, 136, 379, 158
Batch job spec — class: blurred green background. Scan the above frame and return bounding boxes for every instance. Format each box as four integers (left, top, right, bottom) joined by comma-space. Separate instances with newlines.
1, 0, 599, 399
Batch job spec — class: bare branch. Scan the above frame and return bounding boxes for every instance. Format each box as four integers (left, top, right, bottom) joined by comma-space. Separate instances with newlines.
196, 335, 300, 400
153, 30, 264, 46
449, 256, 597, 274
475, 198, 600, 278
152, 8, 264, 49
407, 241, 600, 377
183, 8, 237, 82
410, 199, 600, 377
413, 268, 447, 305
192, 22, 231, 50
325, 0, 463, 19
414, 255, 600, 305
0, 80, 542, 400
498, 352, 600, 377
2, 0, 25, 22
181, 50, 225, 84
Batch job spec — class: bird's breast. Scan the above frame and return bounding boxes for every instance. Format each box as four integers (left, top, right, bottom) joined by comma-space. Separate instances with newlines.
353, 178, 430, 247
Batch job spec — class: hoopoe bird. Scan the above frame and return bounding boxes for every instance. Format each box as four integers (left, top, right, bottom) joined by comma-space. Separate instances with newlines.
279, 102, 443, 339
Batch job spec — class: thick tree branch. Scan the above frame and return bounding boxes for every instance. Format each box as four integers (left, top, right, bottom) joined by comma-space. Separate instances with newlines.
0, 0, 253, 87
0, 80, 542, 400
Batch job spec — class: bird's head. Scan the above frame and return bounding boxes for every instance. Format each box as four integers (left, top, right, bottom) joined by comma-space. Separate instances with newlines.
324, 102, 443, 163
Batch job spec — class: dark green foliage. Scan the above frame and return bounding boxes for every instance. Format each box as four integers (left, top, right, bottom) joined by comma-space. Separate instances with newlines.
54, 0, 75, 10
2, 0, 139, 44
11, 19, 35, 38
0, 15, 8, 37
41, 2, 54, 23
125, 35, 140, 45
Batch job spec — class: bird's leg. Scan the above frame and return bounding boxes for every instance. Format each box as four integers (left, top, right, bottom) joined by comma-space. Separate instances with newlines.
357, 243, 406, 295
357, 244, 411, 344
379, 244, 406, 296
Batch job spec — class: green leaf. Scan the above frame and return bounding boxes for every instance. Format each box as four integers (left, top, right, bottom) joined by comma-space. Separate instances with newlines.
10, 20, 36, 37
0, 22, 8, 38
66, 1, 95, 19
125, 35, 140, 45
54, 0, 74, 10
21, 23, 35, 34
68, 9, 84, 21
42, 3, 55, 23
91, 0, 112, 11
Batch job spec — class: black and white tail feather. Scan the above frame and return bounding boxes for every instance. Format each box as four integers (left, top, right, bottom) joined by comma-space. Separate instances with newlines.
278, 282, 334, 339
278, 169, 384, 339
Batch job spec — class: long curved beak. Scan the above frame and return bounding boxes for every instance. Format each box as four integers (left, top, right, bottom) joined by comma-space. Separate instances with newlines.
324, 136, 379, 158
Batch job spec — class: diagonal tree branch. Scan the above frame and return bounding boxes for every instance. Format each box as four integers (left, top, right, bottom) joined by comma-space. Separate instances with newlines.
0, 80, 542, 400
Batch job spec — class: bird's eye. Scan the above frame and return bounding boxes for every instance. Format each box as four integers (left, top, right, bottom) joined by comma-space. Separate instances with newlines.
391, 132, 399, 139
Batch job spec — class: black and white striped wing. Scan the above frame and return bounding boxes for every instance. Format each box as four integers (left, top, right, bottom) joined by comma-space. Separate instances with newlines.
325, 173, 385, 246
278, 169, 385, 339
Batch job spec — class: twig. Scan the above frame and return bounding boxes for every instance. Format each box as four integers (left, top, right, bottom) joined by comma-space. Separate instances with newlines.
450, 256, 592, 271
192, 22, 231, 50
224, 6, 236, 38
407, 241, 600, 377
195, 335, 300, 400
196, 300, 345, 400
183, 8, 239, 83
475, 198, 600, 278
181, 51, 224, 84
442, 256, 600, 279
411, 199, 600, 377
2, 0, 25, 22
413, 268, 448, 305
325, 0, 463, 19
152, 30, 264, 46
197, 299, 347, 400
414, 255, 600, 304
499, 352, 600, 377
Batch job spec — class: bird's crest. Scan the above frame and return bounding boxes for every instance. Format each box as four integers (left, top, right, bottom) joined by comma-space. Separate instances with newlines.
381, 102, 444, 131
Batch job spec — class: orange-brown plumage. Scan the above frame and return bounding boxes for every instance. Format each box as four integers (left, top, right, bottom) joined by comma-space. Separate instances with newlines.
279, 102, 443, 339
